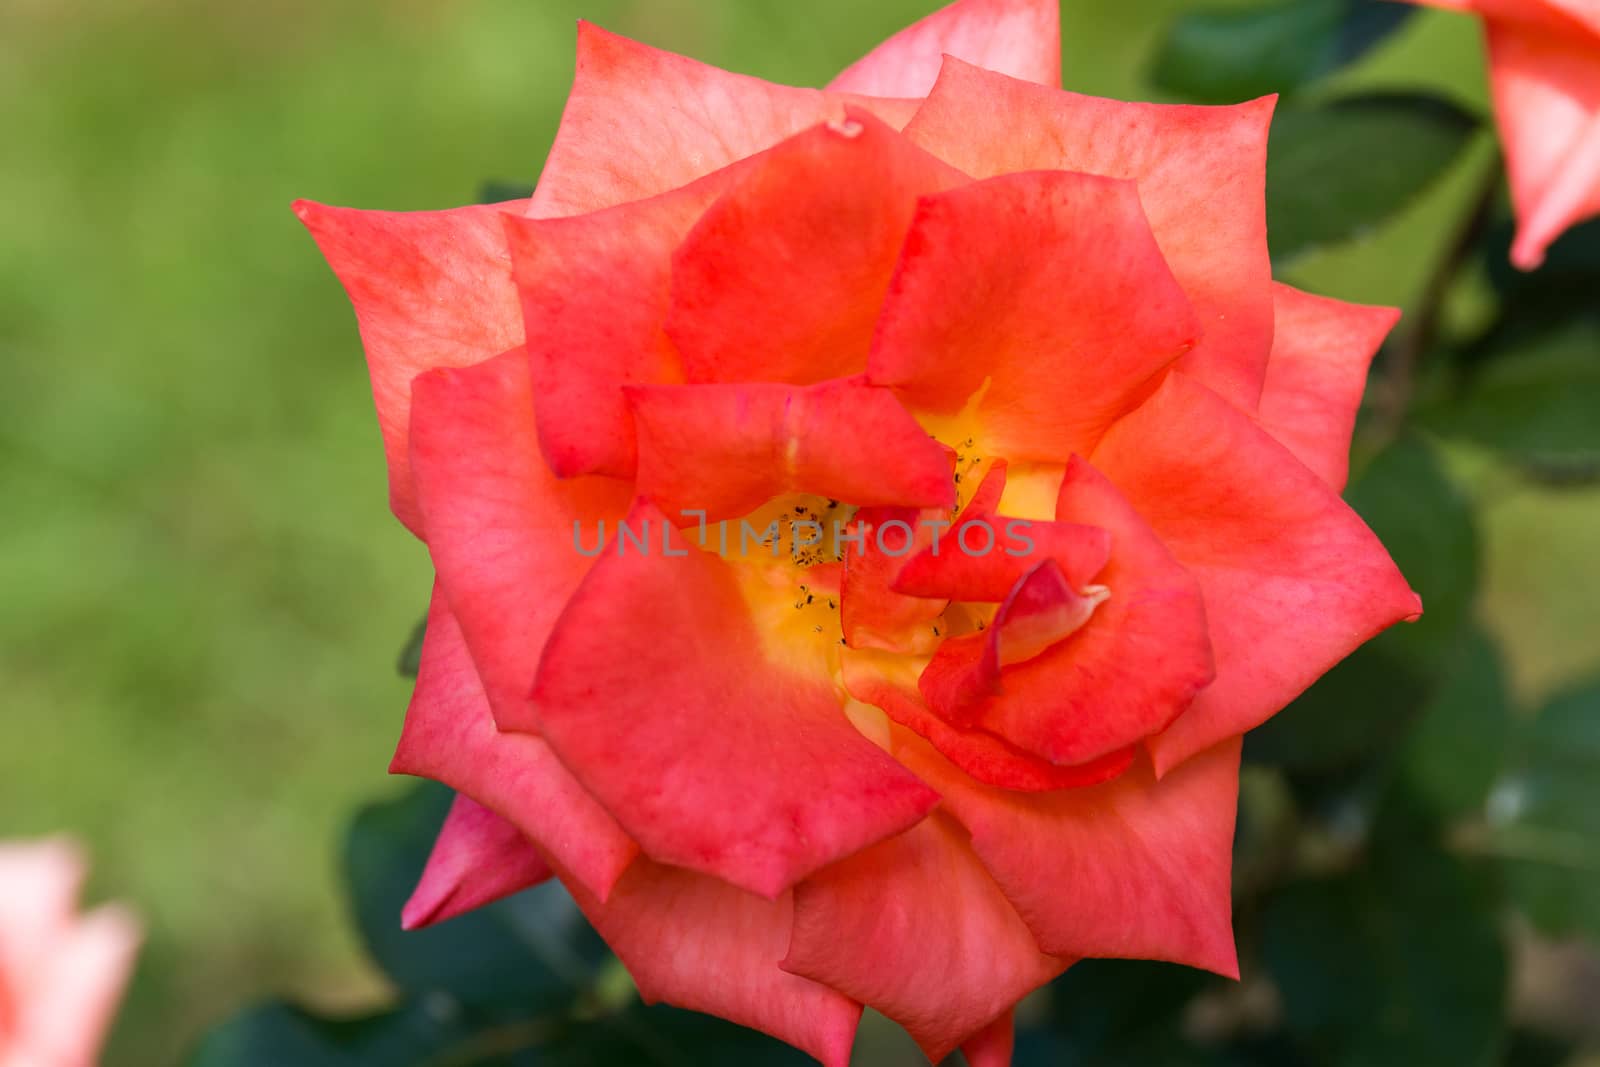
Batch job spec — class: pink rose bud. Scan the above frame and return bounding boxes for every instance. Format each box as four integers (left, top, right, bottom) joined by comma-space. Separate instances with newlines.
0, 839, 140, 1067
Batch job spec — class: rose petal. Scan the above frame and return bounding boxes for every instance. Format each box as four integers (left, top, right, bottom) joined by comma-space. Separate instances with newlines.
533, 499, 939, 899
1087, 373, 1422, 776
503, 177, 723, 479
407, 347, 632, 731
904, 59, 1275, 411
628, 378, 955, 521
1411, 0, 1600, 36
554, 856, 860, 1067
892, 463, 1112, 604
955, 457, 1214, 765
1257, 283, 1399, 493
840, 505, 952, 655
919, 559, 1111, 728
666, 111, 967, 386
784, 813, 1067, 1062
828, 0, 1062, 97
0, 839, 87, 983
1482, 18, 1600, 269
23, 903, 142, 1066
960, 1008, 1018, 1067
293, 200, 521, 535
391, 588, 638, 901
531, 22, 917, 219
402, 794, 553, 931
843, 652, 1136, 792
900, 731, 1242, 976
868, 168, 1199, 459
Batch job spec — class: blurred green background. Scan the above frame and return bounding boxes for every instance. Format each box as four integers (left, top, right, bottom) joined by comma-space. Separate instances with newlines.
2, 0, 1597, 1063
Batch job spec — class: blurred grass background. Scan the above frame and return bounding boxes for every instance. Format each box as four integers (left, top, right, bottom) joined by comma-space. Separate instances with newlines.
1, 0, 1596, 1062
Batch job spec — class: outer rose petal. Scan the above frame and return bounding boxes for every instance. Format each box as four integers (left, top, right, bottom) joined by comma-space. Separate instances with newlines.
532, 499, 939, 899
561, 857, 861, 1067
899, 732, 1243, 976
868, 169, 1199, 461
1483, 19, 1600, 268
408, 348, 632, 731
904, 59, 1275, 411
829, 0, 1061, 98
628, 379, 956, 521
293, 200, 522, 535
391, 588, 638, 901
530, 22, 917, 219
784, 813, 1067, 1062
1257, 283, 1399, 493
667, 112, 968, 385
402, 794, 553, 931
503, 177, 723, 479
1088, 374, 1422, 775
961, 1009, 1018, 1067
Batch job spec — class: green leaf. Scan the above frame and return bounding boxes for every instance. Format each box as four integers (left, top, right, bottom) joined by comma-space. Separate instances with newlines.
1423, 317, 1600, 469
1400, 626, 1514, 819
570, 1004, 824, 1067
1262, 844, 1507, 1066
1501, 1029, 1580, 1067
478, 181, 534, 205
1266, 94, 1478, 264
1150, 0, 1411, 104
189, 999, 821, 1067
185, 1000, 499, 1067
1246, 438, 1478, 770
1040, 958, 1219, 1063
397, 616, 426, 678
1489, 678, 1600, 941
343, 781, 609, 1010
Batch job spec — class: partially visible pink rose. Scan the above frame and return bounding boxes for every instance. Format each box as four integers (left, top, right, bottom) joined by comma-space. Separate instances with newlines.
0, 840, 140, 1067
1404, 0, 1600, 268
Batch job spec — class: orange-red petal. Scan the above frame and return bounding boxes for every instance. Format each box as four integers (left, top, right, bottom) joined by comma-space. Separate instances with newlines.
628, 378, 955, 521
1088, 373, 1421, 775
562, 856, 862, 1067
503, 178, 722, 479
407, 348, 632, 731
954, 457, 1215, 765
391, 589, 637, 901
785, 813, 1066, 1062
402, 794, 552, 931
532, 499, 940, 898
1257, 283, 1398, 492
900, 732, 1242, 976
531, 23, 917, 219
293, 200, 521, 535
667, 112, 968, 386
904, 60, 1275, 411
868, 168, 1198, 459
828, 0, 1062, 97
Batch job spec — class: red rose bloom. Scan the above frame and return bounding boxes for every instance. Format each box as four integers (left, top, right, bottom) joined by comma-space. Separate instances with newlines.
1403, 0, 1600, 267
296, 1, 1421, 1062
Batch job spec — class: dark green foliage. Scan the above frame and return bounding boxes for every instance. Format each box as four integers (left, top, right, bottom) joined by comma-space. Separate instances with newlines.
1151, 0, 1412, 104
